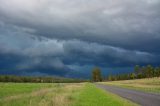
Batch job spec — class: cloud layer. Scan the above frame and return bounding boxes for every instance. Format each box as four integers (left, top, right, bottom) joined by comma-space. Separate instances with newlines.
0, 0, 160, 78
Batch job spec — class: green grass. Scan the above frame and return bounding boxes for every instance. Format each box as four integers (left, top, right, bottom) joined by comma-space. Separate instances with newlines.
0, 83, 138, 106
0, 83, 56, 98
73, 83, 138, 106
100, 77, 160, 93
0, 83, 83, 106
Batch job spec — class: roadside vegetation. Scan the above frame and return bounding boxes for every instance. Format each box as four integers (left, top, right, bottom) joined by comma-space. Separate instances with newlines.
74, 83, 138, 106
100, 77, 160, 93
0, 83, 137, 106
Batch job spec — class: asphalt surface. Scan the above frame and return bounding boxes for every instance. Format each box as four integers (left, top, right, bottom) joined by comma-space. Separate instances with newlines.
96, 84, 160, 106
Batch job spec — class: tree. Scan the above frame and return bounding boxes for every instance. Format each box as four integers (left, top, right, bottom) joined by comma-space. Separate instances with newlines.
134, 65, 140, 75
92, 67, 102, 82
108, 75, 113, 81
146, 65, 154, 78
154, 67, 160, 77
130, 73, 136, 79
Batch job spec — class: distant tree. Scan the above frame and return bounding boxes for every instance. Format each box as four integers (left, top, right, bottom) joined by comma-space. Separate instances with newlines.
158, 67, 160, 77
154, 67, 160, 77
130, 73, 136, 79
137, 73, 143, 79
0, 76, 5, 82
92, 67, 102, 82
105, 65, 160, 82
141, 66, 146, 78
134, 65, 140, 75
146, 65, 154, 78
108, 75, 112, 81
0, 75, 87, 83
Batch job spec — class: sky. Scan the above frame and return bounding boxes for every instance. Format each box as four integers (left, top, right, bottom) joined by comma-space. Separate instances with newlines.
0, 0, 160, 78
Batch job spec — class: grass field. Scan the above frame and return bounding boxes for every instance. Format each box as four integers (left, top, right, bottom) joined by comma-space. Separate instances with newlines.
100, 77, 160, 93
0, 83, 137, 106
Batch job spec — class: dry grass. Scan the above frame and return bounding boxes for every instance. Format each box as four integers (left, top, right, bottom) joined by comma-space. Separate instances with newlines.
0, 83, 85, 106
51, 83, 84, 106
100, 77, 160, 93
3, 88, 53, 101
0, 83, 138, 106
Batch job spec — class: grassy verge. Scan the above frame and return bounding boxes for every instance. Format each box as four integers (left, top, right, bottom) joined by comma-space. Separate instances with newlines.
100, 77, 160, 93
0, 83, 138, 106
73, 83, 138, 106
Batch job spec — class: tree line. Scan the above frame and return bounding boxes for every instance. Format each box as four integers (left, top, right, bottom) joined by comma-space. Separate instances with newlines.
1, 65, 160, 83
0, 75, 87, 83
92, 65, 160, 82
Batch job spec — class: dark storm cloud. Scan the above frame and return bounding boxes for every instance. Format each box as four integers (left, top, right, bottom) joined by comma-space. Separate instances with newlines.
63, 40, 158, 66
0, 53, 73, 77
0, 0, 160, 77
0, 0, 160, 52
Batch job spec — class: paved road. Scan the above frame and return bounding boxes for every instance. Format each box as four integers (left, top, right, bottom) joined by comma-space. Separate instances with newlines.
96, 84, 160, 106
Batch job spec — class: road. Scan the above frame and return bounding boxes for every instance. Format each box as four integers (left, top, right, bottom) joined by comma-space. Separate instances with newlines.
96, 84, 160, 106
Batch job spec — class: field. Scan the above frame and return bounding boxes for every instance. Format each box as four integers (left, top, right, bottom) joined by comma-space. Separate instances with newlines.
100, 77, 160, 93
0, 83, 137, 106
